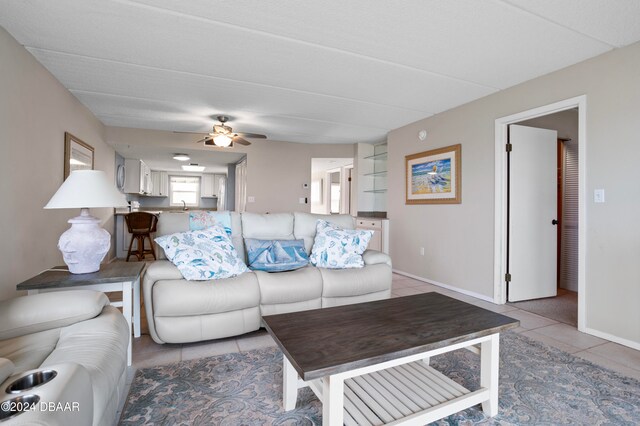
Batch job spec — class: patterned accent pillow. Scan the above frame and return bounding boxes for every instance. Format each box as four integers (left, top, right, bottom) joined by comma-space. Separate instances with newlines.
155, 223, 247, 281
189, 211, 232, 235
309, 220, 373, 269
245, 239, 309, 272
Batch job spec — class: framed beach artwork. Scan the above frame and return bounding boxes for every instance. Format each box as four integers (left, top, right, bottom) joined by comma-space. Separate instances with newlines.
64, 132, 94, 180
405, 144, 461, 204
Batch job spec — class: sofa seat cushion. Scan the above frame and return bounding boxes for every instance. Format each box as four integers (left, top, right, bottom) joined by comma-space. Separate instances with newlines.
41, 306, 128, 426
152, 272, 260, 317
293, 212, 355, 254
320, 263, 392, 298
255, 266, 322, 306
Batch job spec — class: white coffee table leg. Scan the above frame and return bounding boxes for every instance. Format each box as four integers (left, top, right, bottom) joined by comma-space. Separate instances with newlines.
322, 374, 344, 426
480, 333, 500, 416
122, 281, 133, 366
283, 357, 298, 410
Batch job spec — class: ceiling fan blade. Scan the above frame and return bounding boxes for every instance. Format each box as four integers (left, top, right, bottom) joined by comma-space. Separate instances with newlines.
234, 132, 267, 139
195, 137, 211, 144
232, 136, 252, 146
174, 131, 208, 135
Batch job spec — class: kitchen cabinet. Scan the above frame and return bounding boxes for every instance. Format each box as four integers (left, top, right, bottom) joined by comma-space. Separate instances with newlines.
201, 173, 225, 198
149, 171, 168, 197
356, 218, 389, 254
123, 159, 151, 195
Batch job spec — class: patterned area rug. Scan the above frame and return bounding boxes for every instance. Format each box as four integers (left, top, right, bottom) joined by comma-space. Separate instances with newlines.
120, 332, 640, 425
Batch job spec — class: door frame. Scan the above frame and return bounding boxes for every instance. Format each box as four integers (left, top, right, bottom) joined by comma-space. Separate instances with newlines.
493, 95, 587, 331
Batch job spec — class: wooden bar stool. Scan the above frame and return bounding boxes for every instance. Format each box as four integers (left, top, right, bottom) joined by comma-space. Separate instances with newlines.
125, 212, 158, 261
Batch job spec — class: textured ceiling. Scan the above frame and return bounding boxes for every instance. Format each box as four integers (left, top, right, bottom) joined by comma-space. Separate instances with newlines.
1, 0, 639, 144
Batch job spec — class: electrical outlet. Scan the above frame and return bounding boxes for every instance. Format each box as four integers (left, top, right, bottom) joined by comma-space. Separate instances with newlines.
420, 247, 425, 256
594, 189, 605, 203
247, 196, 255, 203
299, 197, 306, 204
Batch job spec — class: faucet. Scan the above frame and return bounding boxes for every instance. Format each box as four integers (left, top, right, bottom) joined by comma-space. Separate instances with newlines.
181, 200, 188, 211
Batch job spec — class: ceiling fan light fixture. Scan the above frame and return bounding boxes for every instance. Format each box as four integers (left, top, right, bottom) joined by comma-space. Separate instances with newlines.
213, 134, 232, 147
172, 153, 190, 161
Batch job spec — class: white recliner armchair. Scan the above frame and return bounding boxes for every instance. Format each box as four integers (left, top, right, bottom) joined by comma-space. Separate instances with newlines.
0, 290, 129, 426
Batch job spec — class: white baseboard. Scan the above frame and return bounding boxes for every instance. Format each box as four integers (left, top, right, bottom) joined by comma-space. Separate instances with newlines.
583, 327, 640, 351
392, 269, 495, 303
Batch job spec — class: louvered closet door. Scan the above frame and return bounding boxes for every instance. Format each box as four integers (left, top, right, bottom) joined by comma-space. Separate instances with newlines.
560, 140, 579, 292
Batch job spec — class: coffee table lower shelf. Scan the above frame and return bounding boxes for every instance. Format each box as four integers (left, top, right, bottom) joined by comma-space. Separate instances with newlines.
283, 333, 500, 425
306, 361, 487, 426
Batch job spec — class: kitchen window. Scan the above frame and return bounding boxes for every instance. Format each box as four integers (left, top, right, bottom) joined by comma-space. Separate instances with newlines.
169, 176, 200, 207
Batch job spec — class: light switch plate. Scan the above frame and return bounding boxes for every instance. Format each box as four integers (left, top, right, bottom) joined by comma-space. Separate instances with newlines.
594, 189, 605, 203
247, 196, 256, 203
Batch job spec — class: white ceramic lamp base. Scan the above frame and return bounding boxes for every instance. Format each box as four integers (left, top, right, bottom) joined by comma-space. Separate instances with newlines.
58, 208, 111, 274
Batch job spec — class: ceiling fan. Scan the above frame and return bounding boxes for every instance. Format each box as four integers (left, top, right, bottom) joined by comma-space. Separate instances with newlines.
185, 115, 267, 148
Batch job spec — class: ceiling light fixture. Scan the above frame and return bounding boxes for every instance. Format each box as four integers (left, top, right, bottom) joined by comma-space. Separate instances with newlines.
213, 134, 232, 148
181, 163, 205, 172
173, 153, 190, 161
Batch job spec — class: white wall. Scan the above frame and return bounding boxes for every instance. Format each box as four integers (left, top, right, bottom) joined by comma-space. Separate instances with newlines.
388, 41, 640, 346
0, 27, 114, 300
105, 127, 355, 214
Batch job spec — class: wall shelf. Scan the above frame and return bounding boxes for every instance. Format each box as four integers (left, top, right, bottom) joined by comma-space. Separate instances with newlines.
364, 189, 387, 193
364, 152, 388, 160
364, 171, 387, 177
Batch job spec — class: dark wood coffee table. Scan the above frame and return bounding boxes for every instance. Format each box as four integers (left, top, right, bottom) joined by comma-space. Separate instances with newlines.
263, 292, 519, 425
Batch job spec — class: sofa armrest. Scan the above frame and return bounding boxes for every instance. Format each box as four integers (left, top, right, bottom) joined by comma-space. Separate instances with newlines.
363, 250, 392, 267
0, 290, 108, 341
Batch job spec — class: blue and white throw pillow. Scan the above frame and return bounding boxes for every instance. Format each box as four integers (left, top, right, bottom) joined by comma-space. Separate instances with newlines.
309, 220, 373, 269
155, 223, 247, 280
189, 211, 232, 235
245, 239, 309, 272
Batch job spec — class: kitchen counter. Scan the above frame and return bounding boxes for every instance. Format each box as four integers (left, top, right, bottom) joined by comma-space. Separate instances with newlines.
114, 208, 218, 216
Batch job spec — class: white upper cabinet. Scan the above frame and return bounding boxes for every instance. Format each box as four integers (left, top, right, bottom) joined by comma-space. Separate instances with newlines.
201, 173, 225, 198
149, 171, 168, 197
124, 159, 152, 195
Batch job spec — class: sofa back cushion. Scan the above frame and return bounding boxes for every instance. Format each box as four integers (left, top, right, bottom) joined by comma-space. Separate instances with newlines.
241, 212, 294, 240
156, 211, 244, 261
0, 290, 108, 341
293, 212, 355, 254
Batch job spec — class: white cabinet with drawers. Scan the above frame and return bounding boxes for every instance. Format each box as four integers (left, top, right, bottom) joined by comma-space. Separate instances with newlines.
356, 218, 389, 254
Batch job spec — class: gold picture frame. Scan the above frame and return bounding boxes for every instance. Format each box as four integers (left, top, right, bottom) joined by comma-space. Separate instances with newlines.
64, 132, 94, 180
405, 144, 461, 204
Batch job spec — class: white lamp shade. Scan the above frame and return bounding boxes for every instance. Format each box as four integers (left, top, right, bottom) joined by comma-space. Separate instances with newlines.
45, 170, 127, 209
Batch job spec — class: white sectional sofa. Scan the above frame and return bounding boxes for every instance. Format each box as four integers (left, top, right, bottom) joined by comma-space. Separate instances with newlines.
143, 211, 392, 344
0, 290, 129, 426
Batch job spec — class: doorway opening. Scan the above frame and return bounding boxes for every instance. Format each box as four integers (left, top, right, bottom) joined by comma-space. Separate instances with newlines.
508, 110, 579, 326
310, 158, 354, 215
494, 96, 586, 331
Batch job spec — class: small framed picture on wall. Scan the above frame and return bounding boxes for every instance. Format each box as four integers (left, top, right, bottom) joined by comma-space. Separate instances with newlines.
64, 132, 94, 180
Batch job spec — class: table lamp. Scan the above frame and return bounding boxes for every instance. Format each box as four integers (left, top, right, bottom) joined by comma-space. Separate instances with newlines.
44, 170, 127, 274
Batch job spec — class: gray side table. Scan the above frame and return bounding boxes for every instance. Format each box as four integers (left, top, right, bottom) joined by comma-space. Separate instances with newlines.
17, 261, 145, 366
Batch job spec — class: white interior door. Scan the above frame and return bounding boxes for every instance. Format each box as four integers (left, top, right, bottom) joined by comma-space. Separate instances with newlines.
509, 125, 558, 302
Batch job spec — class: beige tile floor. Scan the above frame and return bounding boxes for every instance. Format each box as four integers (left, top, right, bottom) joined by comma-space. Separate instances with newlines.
116, 273, 640, 420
